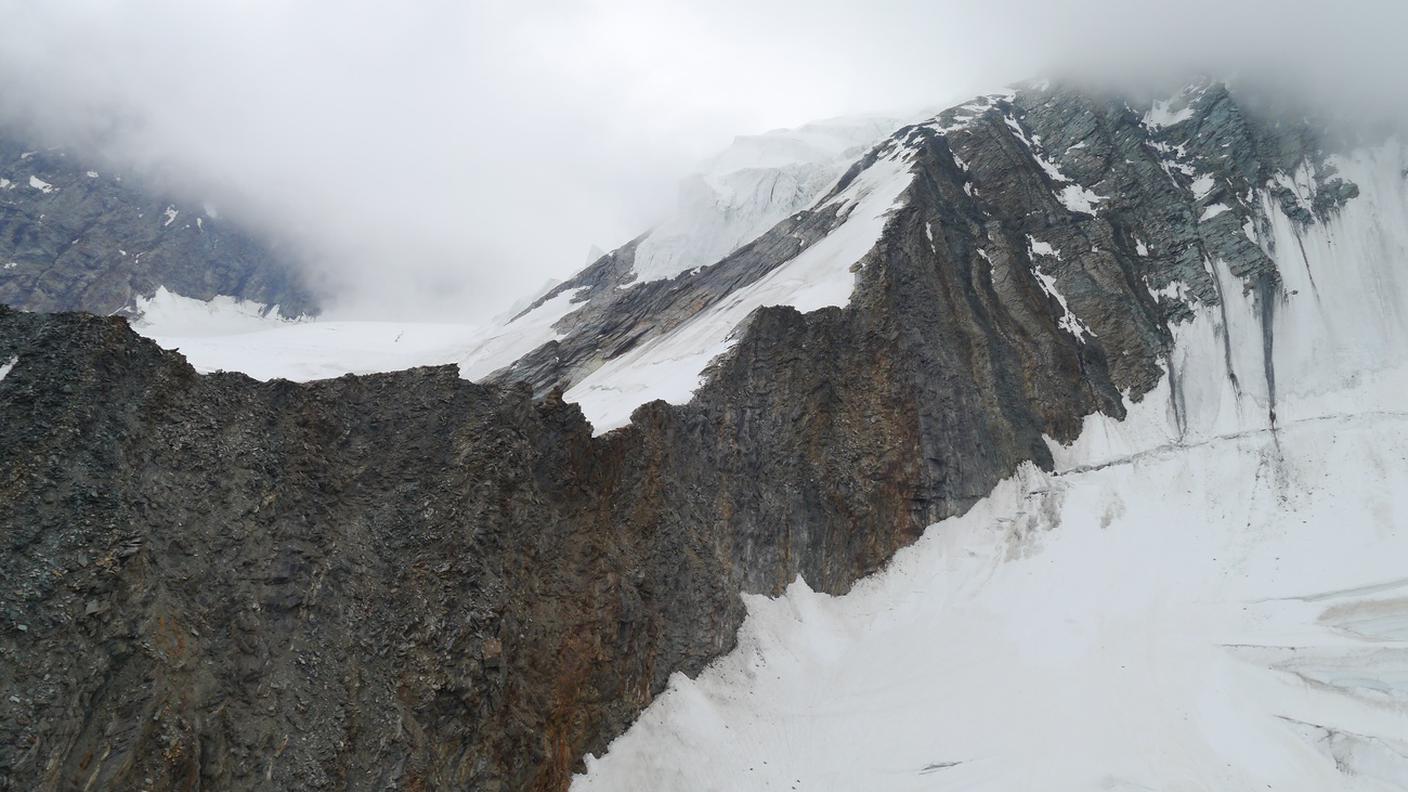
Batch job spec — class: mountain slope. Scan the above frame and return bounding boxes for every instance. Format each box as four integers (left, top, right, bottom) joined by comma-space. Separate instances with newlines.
0, 131, 316, 317
127, 116, 905, 384
1, 78, 1405, 792
629, 114, 905, 284
575, 125, 1408, 787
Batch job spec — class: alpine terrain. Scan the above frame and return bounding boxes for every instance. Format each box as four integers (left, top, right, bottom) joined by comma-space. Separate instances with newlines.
2, 77, 1406, 791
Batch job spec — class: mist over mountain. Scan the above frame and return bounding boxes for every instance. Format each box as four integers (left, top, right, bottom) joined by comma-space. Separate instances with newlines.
3, 3, 1408, 792
1, 0, 1406, 318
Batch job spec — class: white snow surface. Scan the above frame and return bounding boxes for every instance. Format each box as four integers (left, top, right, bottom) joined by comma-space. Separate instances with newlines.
133, 287, 302, 338
572, 140, 1408, 791
1200, 202, 1231, 222
630, 115, 903, 284
149, 321, 490, 382
135, 289, 482, 382
565, 143, 918, 433
1191, 173, 1217, 199
1144, 84, 1205, 129
131, 284, 591, 383
128, 289, 458, 382
0, 355, 17, 382
455, 286, 589, 379
27, 175, 54, 194
1145, 98, 1196, 128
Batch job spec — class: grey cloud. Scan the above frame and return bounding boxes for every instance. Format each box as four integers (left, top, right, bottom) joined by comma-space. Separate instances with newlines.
0, 0, 1403, 319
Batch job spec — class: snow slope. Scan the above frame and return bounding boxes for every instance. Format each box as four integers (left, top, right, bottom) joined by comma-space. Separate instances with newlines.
565, 140, 918, 432
630, 115, 903, 283
571, 142, 1408, 790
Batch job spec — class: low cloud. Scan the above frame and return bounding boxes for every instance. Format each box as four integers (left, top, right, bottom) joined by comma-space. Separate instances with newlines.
0, 0, 1403, 319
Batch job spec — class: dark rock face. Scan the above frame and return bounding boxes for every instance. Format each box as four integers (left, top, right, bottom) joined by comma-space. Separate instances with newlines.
0, 81, 1369, 790
0, 132, 316, 317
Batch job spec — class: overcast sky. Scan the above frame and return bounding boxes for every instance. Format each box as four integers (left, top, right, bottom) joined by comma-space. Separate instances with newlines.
0, 0, 1404, 320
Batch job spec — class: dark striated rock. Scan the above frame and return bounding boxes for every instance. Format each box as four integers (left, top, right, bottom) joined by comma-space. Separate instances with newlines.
0, 131, 316, 318
0, 80, 1376, 790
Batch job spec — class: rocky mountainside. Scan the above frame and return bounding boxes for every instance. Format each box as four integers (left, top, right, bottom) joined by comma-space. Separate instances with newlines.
2, 78, 1405, 791
0, 131, 316, 318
